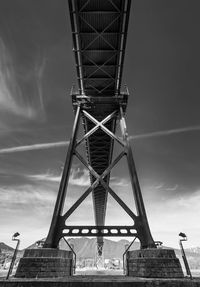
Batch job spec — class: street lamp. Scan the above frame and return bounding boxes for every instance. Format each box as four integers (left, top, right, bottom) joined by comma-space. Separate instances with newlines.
6, 232, 20, 280
179, 232, 192, 279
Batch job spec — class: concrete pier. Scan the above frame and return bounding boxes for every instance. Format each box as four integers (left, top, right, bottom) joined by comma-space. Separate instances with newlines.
15, 249, 73, 278
126, 249, 184, 278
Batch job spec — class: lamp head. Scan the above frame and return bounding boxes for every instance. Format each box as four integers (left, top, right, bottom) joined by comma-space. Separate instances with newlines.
179, 232, 187, 238
13, 232, 20, 238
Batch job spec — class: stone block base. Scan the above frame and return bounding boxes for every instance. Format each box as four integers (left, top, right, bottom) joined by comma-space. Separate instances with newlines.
126, 248, 184, 278
15, 249, 73, 278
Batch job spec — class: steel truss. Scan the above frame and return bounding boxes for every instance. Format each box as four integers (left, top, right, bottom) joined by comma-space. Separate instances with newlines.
44, 95, 156, 251
95, 242, 104, 269
69, 0, 131, 96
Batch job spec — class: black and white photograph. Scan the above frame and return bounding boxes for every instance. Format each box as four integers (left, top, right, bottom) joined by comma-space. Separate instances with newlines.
0, 0, 200, 285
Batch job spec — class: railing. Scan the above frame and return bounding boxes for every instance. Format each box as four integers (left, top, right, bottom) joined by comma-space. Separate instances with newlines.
6, 233, 20, 280
63, 237, 76, 275
122, 237, 136, 275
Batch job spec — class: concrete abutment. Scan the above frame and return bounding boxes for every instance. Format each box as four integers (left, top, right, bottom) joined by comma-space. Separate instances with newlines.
15, 249, 73, 278
126, 248, 184, 278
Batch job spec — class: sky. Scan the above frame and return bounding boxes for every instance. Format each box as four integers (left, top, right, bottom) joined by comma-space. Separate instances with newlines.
0, 0, 200, 250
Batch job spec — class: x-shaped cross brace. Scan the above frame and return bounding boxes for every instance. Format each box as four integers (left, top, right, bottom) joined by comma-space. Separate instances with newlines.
62, 110, 137, 223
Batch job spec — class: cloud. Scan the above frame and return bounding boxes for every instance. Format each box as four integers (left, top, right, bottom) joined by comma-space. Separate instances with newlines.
150, 183, 178, 192
27, 167, 90, 187
34, 52, 46, 113
0, 141, 69, 154
110, 176, 129, 187
176, 190, 200, 210
129, 125, 200, 140
154, 183, 164, 189
0, 182, 57, 249
142, 182, 180, 201
0, 184, 55, 216
165, 184, 178, 191
150, 189, 200, 227
69, 168, 90, 186
0, 38, 35, 118
143, 187, 200, 248
27, 169, 130, 188
0, 38, 47, 132
28, 172, 61, 183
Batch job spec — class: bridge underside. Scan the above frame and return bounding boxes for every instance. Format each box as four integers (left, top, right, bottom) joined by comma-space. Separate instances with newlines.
69, 0, 131, 250
15, 0, 184, 280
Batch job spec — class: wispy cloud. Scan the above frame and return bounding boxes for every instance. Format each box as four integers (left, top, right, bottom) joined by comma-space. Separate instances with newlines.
165, 184, 178, 191
110, 176, 129, 187
129, 125, 200, 140
0, 38, 35, 118
69, 168, 90, 186
27, 167, 90, 187
34, 51, 46, 113
0, 141, 69, 154
147, 188, 200, 248
0, 182, 57, 248
28, 172, 61, 183
154, 183, 164, 189
143, 182, 180, 201
0, 38, 47, 128
0, 183, 56, 220
151, 183, 178, 192
28, 169, 130, 188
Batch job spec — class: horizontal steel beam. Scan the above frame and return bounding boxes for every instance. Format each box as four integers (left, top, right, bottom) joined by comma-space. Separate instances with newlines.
72, 94, 128, 100
78, 77, 115, 81
71, 11, 124, 15
63, 226, 137, 237
74, 49, 122, 52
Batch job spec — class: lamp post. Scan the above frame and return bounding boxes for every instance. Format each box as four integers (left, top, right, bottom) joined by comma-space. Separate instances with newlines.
179, 232, 192, 279
6, 232, 20, 280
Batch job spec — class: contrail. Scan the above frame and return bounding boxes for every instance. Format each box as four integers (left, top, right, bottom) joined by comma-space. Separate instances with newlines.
0, 141, 69, 154
129, 125, 200, 140
0, 125, 199, 154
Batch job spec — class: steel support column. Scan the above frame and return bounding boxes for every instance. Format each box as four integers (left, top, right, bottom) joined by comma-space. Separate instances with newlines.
44, 105, 81, 248
119, 106, 156, 248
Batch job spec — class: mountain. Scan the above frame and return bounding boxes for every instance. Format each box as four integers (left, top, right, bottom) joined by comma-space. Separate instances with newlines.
27, 238, 200, 270
3, 238, 200, 270
60, 238, 140, 259
26, 238, 46, 250
0, 242, 14, 252
26, 237, 140, 259
185, 247, 200, 254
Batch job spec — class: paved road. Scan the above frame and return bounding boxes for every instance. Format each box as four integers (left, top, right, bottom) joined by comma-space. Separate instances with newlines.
0, 270, 8, 278
75, 269, 123, 276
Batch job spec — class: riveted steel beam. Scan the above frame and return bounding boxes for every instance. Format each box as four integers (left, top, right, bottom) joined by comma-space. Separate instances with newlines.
62, 226, 137, 237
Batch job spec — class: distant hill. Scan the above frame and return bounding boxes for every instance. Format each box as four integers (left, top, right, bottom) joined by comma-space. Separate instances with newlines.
186, 247, 200, 254
26, 238, 46, 250
0, 242, 14, 252
27, 238, 200, 270
3, 238, 200, 270
26, 237, 140, 259
60, 238, 140, 259
26, 237, 200, 261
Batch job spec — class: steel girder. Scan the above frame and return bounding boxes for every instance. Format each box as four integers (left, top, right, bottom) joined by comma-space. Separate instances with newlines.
68, 0, 131, 251
69, 0, 131, 96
